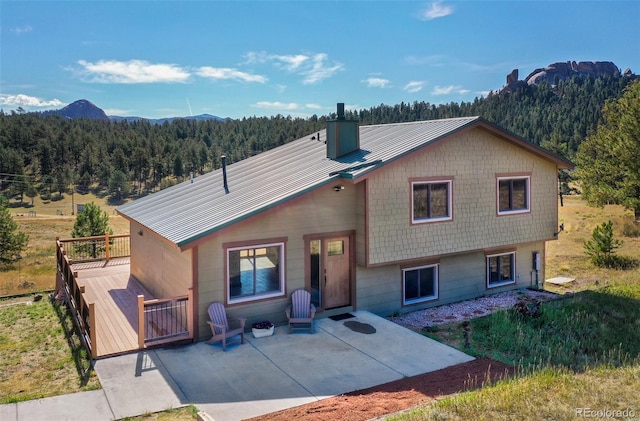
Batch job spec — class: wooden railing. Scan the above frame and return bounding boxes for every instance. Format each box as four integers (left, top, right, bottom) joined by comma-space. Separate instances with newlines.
56, 234, 194, 357
56, 239, 98, 359
57, 233, 130, 263
138, 288, 194, 348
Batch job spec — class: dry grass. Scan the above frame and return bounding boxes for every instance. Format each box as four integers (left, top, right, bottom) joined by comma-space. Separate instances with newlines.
545, 195, 640, 293
391, 363, 639, 420
1, 191, 129, 296
118, 405, 199, 421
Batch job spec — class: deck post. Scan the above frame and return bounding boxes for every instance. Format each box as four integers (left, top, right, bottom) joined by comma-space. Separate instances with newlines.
137, 295, 145, 349
105, 233, 110, 262
89, 303, 98, 359
187, 287, 194, 340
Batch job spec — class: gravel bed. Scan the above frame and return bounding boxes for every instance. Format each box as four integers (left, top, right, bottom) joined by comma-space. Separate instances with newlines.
390, 289, 558, 330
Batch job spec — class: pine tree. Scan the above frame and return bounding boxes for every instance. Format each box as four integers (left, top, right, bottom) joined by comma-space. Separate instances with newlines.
575, 81, 640, 219
0, 197, 29, 265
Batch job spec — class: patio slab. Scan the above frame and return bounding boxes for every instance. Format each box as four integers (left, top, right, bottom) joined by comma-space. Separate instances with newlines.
89, 310, 473, 421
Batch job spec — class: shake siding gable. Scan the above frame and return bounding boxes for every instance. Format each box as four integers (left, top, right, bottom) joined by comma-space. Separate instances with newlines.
365, 127, 558, 266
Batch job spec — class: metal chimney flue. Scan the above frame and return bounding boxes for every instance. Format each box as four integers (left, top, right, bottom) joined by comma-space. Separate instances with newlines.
336, 102, 345, 120
221, 155, 229, 194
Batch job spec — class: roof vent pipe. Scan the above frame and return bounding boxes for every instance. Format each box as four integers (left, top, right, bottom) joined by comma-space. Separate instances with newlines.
221, 155, 229, 194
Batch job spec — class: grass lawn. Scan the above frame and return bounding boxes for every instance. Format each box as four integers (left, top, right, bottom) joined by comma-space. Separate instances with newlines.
0, 296, 100, 403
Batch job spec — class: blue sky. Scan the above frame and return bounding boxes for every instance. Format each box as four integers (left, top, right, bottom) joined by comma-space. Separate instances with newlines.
2, 1, 639, 119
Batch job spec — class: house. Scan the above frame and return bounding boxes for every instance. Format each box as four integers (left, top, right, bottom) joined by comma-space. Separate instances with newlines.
117, 105, 573, 341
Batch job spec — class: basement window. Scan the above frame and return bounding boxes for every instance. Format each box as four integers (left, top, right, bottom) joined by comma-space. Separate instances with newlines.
486, 252, 516, 288
402, 264, 439, 305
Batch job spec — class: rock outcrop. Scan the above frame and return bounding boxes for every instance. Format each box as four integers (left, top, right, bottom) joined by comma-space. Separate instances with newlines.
503, 61, 632, 93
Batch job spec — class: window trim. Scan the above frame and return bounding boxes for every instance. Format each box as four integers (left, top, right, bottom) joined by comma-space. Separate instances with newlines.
486, 251, 516, 288
410, 178, 453, 224
225, 240, 286, 304
496, 175, 531, 215
402, 263, 439, 305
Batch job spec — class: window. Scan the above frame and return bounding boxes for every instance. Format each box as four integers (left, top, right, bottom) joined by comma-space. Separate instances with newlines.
497, 176, 530, 214
486, 252, 515, 288
227, 242, 285, 303
412, 180, 452, 223
403, 264, 438, 304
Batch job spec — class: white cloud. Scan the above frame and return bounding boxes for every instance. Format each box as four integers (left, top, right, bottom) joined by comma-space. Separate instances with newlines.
254, 101, 300, 111
404, 81, 426, 93
76, 59, 190, 83
431, 85, 467, 95
245, 51, 343, 84
197, 67, 267, 83
273, 54, 309, 71
11, 25, 33, 35
306, 103, 322, 110
420, 2, 454, 21
0, 94, 64, 108
364, 77, 390, 88
301, 54, 343, 84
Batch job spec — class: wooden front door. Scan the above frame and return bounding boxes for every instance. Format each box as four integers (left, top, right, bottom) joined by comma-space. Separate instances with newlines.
322, 236, 351, 309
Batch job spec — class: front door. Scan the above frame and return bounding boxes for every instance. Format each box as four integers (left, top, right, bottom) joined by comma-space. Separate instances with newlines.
322, 236, 351, 309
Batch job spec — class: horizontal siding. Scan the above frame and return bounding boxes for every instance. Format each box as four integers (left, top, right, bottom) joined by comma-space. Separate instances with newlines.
196, 184, 358, 341
356, 241, 546, 318
130, 221, 192, 299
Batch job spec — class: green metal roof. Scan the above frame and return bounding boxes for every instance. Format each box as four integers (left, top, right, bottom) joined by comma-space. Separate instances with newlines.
117, 116, 572, 248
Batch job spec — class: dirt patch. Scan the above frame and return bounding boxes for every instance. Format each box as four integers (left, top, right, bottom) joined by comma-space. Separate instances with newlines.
247, 357, 514, 421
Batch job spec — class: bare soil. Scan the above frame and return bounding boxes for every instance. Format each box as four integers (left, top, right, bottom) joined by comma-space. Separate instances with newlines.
247, 357, 514, 421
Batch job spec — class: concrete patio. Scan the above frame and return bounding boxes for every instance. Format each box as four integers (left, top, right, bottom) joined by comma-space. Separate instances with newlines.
1, 311, 473, 421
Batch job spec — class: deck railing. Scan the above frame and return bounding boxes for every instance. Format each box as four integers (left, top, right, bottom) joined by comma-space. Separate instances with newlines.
56, 234, 194, 357
57, 233, 130, 263
56, 239, 98, 359
138, 288, 194, 348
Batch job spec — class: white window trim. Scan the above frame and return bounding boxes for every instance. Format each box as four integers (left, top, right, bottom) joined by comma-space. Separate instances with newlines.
411, 180, 453, 224
497, 176, 530, 215
227, 241, 285, 304
486, 251, 516, 288
402, 263, 439, 305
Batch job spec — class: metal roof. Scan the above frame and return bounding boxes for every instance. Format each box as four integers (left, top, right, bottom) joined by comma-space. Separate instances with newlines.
117, 116, 570, 248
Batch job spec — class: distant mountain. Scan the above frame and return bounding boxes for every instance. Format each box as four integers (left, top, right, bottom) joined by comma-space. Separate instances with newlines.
109, 113, 229, 124
58, 99, 110, 121
40, 99, 229, 123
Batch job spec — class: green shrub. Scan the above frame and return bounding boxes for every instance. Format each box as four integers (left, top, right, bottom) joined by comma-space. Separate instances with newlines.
584, 220, 627, 268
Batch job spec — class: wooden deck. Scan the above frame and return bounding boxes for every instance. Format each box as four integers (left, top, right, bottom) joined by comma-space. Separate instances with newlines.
72, 259, 153, 358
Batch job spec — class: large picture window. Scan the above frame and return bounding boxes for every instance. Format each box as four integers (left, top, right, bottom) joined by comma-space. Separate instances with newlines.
227, 241, 285, 303
486, 252, 515, 288
412, 180, 452, 223
497, 176, 530, 214
403, 264, 438, 305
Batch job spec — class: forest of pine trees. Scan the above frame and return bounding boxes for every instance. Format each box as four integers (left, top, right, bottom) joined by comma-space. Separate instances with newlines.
0, 73, 635, 203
